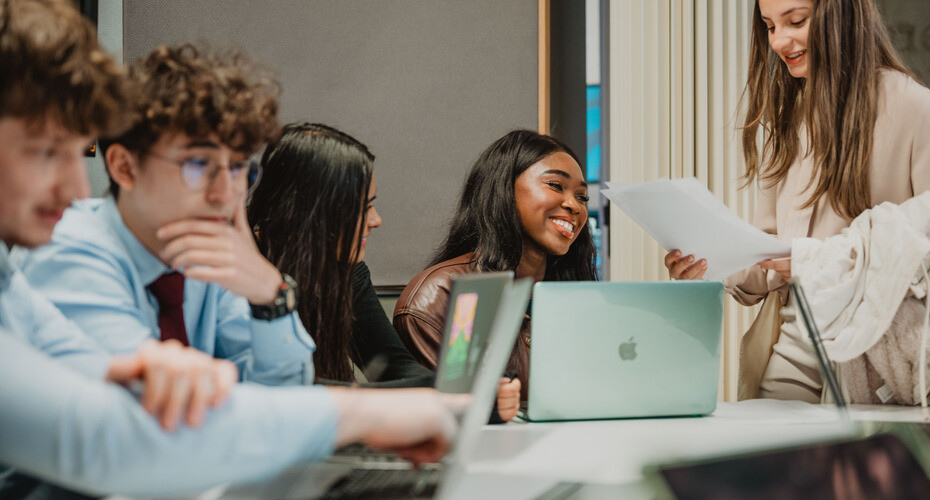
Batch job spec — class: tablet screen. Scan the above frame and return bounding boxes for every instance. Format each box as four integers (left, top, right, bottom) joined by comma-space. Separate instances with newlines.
659, 433, 930, 499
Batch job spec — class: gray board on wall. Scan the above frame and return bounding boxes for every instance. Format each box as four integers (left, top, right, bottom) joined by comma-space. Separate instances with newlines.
123, 0, 539, 287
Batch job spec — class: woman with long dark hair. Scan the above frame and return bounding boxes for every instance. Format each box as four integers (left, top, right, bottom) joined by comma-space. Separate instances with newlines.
394, 129, 597, 400
249, 123, 521, 419
665, 0, 930, 401
249, 123, 398, 383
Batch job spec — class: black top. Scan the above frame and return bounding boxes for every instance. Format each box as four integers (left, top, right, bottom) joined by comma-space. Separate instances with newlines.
347, 262, 435, 388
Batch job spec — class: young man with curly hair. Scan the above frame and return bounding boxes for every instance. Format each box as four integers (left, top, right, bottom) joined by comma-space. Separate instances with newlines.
0, 0, 238, 467
20, 43, 318, 386
2, 1, 464, 496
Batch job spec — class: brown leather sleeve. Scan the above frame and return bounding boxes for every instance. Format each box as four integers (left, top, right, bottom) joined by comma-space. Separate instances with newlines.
393, 254, 475, 371
393, 310, 443, 370
393, 273, 453, 370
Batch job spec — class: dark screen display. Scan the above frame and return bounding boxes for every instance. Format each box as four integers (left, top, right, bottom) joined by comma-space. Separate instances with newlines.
660, 433, 930, 500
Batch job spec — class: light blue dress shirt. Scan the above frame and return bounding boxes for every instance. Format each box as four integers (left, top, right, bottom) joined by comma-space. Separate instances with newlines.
0, 241, 339, 496
0, 244, 109, 379
19, 197, 316, 386
0, 331, 338, 497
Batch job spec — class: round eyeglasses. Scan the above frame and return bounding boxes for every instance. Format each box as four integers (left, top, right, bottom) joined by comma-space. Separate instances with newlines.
146, 151, 263, 194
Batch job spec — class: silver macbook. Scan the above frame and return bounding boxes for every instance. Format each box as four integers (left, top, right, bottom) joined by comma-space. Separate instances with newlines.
526, 281, 724, 421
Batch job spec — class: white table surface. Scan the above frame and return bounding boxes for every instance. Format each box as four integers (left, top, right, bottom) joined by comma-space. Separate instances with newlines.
110, 400, 930, 500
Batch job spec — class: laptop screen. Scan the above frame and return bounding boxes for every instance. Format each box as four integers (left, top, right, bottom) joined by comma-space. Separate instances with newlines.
434, 272, 512, 394
658, 433, 930, 499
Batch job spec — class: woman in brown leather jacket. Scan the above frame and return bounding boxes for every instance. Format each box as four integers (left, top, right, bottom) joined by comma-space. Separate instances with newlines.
394, 130, 598, 401
248, 122, 521, 420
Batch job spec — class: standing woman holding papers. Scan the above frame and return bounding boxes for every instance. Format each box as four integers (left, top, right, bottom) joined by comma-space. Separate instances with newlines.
665, 0, 930, 401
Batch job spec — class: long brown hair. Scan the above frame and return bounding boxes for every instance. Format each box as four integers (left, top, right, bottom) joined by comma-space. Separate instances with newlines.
249, 123, 373, 382
742, 0, 915, 218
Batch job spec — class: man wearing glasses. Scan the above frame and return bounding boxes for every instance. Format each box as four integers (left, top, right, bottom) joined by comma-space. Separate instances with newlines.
18, 44, 316, 390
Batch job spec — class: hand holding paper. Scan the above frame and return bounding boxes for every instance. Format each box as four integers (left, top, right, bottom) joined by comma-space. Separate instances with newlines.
601, 178, 790, 281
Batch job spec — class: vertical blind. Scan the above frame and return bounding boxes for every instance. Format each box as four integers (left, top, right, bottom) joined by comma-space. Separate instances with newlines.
607, 0, 758, 401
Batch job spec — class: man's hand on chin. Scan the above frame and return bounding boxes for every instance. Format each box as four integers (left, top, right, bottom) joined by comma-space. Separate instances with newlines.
156, 198, 283, 305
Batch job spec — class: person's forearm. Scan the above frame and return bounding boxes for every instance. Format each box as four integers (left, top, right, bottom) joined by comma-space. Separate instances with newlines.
328, 387, 427, 448
326, 387, 459, 452
328, 386, 377, 447
4, 271, 112, 379
0, 334, 338, 497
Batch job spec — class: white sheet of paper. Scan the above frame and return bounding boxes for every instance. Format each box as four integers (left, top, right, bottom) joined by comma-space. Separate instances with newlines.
602, 178, 790, 281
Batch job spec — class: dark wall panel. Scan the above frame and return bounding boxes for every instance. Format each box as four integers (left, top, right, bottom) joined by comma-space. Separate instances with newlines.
124, 0, 538, 286
549, 0, 586, 174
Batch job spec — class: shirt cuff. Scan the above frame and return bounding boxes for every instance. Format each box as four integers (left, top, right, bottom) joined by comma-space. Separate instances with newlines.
233, 383, 340, 461
247, 312, 317, 385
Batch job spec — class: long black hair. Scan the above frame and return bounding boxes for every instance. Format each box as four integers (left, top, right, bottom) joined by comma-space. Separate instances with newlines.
248, 122, 374, 382
431, 129, 597, 281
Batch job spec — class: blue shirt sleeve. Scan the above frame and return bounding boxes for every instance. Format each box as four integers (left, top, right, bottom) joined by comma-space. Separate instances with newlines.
0, 247, 110, 379
19, 201, 317, 386
0, 331, 338, 497
19, 242, 158, 355
215, 288, 317, 386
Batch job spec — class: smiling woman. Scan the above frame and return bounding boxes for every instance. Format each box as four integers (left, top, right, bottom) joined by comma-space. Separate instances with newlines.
664, 0, 930, 403
514, 151, 590, 273
393, 130, 598, 400
759, 0, 813, 79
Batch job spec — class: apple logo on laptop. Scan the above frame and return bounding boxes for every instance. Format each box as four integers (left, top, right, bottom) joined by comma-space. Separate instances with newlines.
618, 337, 637, 361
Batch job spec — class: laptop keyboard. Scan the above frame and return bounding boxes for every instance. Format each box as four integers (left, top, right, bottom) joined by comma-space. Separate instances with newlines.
318, 468, 441, 499
329, 443, 407, 464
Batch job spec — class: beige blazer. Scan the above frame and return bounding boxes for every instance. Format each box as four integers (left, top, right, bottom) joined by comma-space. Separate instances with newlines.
726, 70, 930, 399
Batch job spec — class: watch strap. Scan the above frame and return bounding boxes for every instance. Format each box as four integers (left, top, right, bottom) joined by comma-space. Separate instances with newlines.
250, 273, 298, 320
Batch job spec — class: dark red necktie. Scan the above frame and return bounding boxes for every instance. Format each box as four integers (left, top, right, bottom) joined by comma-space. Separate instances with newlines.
147, 272, 190, 346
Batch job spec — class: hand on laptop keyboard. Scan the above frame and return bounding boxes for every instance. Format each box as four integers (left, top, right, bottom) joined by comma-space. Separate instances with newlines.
329, 388, 471, 465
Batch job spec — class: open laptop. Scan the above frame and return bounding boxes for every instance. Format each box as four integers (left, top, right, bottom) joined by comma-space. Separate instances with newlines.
525, 281, 724, 421
316, 274, 534, 499
328, 272, 514, 465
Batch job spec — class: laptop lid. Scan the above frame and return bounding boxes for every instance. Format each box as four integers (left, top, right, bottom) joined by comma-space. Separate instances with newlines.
788, 278, 849, 412
527, 281, 724, 421
226, 274, 532, 500
436, 277, 532, 499
434, 272, 513, 394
